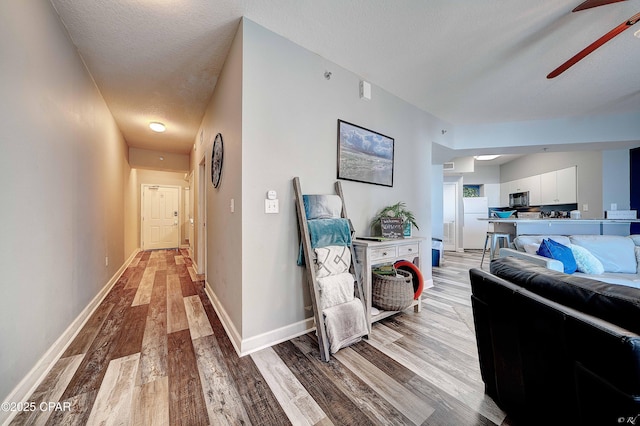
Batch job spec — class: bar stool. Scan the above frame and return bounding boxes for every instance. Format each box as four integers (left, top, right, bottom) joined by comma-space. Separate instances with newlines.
481, 232, 511, 267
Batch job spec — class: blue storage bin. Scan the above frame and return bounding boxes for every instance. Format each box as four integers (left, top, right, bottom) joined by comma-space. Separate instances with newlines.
432, 238, 443, 267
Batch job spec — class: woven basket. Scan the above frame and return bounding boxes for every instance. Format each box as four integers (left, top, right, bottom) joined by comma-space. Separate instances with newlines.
372, 269, 414, 311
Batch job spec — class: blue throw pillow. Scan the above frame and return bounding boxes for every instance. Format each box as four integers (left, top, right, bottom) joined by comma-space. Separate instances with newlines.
536, 238, 577, 274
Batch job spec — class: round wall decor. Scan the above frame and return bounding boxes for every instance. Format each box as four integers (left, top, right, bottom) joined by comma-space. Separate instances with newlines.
211, 133, 223, 188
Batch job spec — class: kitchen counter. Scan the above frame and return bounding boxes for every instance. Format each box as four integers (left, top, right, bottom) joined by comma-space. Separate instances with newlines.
482, 218, 640, 223
480, 218, 639, 236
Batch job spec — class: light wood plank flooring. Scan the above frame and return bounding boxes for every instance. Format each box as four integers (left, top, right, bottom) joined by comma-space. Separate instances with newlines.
9, 249, 512, 425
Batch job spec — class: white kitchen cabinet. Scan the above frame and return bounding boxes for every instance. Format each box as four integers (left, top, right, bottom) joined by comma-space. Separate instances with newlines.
501, 167, 574, 207
540, 171, 556, 204
511, 175, 541, 205
499, 175, 541, 207
483, 183, 501, 207
500, 181, 513, 207
556, 166, 577, 203
540, 166, 576, 205
511, 179, 524, 192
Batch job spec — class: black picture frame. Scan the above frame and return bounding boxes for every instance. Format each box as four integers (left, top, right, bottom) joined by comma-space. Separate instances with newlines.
211, 133, 223, 188
337, 120, 394, 187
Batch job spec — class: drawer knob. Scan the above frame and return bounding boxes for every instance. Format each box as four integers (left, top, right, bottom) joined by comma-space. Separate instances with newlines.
407, 248, 413, 252
382, 252, 388, 256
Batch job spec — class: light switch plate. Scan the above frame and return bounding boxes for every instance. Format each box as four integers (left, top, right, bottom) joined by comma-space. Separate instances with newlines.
265, 199, 279, 214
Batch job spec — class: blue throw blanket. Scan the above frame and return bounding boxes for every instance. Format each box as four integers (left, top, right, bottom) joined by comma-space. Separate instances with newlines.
297, 218, 352, 266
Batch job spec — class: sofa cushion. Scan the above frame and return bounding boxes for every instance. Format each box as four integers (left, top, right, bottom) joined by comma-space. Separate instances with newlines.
514, 235, 571, 251
570, 245, 604, 275
537, 239, 577, 274
490, 257, 640, 334
569, 235, 637, 273
573, 271, 640, 288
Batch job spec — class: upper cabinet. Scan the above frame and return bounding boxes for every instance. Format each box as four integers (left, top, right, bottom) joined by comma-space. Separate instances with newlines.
500, 175, 541, 206
557, 167, 577, 204
519, 175, 541, 206
501, 166, 576, 207
540, 166, 577, 205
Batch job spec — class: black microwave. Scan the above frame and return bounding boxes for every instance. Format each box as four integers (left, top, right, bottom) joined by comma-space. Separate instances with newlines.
509, 191, 529, 208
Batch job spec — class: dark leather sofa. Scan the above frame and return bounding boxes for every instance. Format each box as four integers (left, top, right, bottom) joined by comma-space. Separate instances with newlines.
470, 257, 640, 425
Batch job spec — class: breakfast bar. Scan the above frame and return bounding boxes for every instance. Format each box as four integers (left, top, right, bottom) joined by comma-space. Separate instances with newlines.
486, 218, 639, 237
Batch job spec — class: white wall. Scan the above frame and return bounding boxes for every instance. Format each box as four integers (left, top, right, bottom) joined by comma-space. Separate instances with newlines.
202, 18, 449, 351
129, 147, 190, 172
602, 149, 631, 211
455, 112, 640, 150
195, 20, 244, 336
463, 165, 500, 184
0, 0, 129, 402
431, 165, 444, 240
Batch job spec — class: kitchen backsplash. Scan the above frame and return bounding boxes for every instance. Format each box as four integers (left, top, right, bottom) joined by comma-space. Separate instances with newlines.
492, 204, 579, 218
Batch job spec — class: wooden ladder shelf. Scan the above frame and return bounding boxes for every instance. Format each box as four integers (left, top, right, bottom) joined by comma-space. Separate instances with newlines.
293, 177, 367, 362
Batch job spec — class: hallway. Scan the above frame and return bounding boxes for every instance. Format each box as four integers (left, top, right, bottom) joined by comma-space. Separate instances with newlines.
10, 249, 282, 425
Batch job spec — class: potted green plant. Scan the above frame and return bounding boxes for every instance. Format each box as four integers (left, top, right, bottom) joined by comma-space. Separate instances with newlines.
370, 202, 419, 237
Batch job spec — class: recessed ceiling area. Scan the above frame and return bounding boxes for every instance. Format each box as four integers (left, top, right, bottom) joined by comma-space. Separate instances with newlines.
49, 0, 640, 155
433, 139, 640, 167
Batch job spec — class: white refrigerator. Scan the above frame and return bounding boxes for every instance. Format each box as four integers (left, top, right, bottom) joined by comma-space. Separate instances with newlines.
463, 197, 489, 249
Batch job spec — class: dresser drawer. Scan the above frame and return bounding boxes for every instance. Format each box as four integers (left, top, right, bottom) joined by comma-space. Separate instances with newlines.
398, 243, 419, 257
370, 246, 397, 262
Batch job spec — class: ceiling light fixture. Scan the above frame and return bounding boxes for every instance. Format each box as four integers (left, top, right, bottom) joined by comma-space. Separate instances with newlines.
149, 122, 166, 132
474, 155, 500, 161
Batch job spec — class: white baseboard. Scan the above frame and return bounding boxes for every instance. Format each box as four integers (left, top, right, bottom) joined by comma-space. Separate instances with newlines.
203, 280, 243, 356
424, 278, 435, 289
1, 249, 140, 426
240, 317, 315, 357
203, 280, 315, 358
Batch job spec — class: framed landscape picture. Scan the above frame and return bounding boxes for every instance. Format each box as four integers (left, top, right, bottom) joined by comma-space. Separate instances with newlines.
337, 120, 394, 187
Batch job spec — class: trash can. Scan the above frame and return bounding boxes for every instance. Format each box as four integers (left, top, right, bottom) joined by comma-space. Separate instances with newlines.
432, 238, 443, 267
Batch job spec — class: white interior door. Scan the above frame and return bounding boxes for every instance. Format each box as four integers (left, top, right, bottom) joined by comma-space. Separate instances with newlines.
142, 185, 180, 250
443, 182, 458, 251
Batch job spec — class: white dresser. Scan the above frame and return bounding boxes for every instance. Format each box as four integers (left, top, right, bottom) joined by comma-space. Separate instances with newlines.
352, 237, 424, 328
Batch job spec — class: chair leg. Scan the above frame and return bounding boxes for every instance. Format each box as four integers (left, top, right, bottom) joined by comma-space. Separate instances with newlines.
480, 234, 490, 267
490, 234, 497, 260
494, 237, 503, 259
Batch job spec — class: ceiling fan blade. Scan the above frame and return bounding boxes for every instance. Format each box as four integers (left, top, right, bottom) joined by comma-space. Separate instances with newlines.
547, 12, 640, 79
573, 0, 627, 12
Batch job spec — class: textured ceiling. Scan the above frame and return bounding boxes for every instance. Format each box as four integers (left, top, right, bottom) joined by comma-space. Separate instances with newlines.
50, 0, 640, 155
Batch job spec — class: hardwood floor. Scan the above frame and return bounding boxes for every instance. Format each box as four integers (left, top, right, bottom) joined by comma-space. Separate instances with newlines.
9, 249, 511, 425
